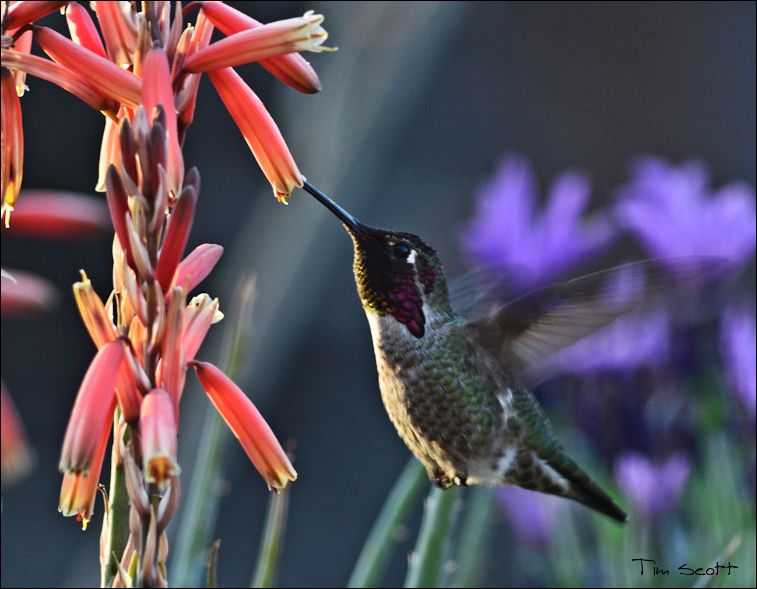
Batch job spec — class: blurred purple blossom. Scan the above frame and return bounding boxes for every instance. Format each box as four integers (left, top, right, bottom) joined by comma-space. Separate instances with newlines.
720, 302, 756, 415
460, 155, 614, 292
614, 451, 691, 519
497, 486, 566, 544
616, 157, 756, 264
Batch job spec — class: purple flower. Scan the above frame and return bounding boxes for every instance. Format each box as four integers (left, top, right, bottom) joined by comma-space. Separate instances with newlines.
614, 451, 691, 519
497, 486, 566, 544
461, 155, 614, 292
615, 157, 756, 264
720, 302, 756, 415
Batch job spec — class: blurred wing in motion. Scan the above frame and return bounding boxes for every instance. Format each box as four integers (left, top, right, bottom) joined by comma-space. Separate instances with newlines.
466, 257, 732, 386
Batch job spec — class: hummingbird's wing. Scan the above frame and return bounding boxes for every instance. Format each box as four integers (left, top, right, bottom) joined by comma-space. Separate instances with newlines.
466, 257, 731, 386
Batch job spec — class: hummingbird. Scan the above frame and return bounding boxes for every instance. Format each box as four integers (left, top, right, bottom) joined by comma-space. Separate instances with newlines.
301, 181, 633, 521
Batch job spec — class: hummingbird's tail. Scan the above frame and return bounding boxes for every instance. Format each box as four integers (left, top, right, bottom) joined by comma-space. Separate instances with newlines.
550, 454, 629, 523
507, 449, 628, 523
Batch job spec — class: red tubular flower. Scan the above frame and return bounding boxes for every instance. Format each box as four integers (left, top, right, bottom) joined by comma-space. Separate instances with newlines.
10, 30, 33, 96
160, 289, 187, 412
1, 381, 34, 484
192, 361, 296, 491
59, 339, 127, 473
155, 186, 197, 291
140, 389, 180, 490
170, 243, 224, 294
65, 2, 108, 58
176, 9, 214, 134
208, 67, 304, 202
92, 0, 138, 66
8, 190, 109, 238
4, 1, 66, 31
58, 410, 112, 529
104, 165, 133, 265
1, 67, 24, 226
0, 269, 57, 316
142, 48, 184, 195
183, 11, 331, 74
116, 351, 142, 425
198, 1, 321, 94
35, 26, 142, 107
1, 48, 119, 117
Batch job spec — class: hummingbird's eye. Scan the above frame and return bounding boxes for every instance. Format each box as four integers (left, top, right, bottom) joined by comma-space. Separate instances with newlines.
393, 242, 412, 259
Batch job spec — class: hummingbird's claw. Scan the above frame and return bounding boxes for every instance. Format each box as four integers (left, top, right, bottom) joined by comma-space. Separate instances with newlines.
432, 469, 454, 489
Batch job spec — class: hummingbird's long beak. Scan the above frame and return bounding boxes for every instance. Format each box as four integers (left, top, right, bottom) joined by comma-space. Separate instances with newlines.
303, 181, 369, 237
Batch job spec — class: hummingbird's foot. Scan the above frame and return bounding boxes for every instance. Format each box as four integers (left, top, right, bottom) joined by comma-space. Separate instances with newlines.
431, 469, 469, 489
431, 469, 454, 489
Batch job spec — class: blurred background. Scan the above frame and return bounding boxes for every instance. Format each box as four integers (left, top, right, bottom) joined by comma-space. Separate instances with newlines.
1, 1, 755, 587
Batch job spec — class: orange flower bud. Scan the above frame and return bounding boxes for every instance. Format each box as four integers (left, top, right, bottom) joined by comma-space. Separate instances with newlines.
35, 26, 142, 107
59, 339, 126, 473
155, 185, 197, 291
66, 2, 107, 58
58, 411, 111, 529
1, 48, 118, 117
92, 0, 138, 66
1, 67, 23, 226
208, 67, 303, 202
4, 1, 66, 32
192, 361, 296, 491
140, 388, 180, 490
142, 48, 184, 195
170, 243, 223, 295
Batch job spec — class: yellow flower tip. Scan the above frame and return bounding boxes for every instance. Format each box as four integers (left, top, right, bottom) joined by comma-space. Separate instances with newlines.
276, 191, 290, 205
144, 455, 181, 491
3, 204, 13, 228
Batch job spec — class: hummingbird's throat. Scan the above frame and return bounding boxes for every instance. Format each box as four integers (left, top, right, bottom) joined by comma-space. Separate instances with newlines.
352, 246, 426, 338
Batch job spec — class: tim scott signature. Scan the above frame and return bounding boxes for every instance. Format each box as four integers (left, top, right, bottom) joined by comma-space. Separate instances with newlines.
632, 558, 738, 576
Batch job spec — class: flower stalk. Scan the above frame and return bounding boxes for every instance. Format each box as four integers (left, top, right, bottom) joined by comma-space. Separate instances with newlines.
2, 2, 332, 584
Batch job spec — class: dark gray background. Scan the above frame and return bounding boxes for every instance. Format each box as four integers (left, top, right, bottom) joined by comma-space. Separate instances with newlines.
1, 2, 755, 586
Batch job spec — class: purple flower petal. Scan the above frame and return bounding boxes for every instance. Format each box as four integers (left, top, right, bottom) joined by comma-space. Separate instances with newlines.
616, 157, 756, 264
614, 451, 691, 518
721, 302, 756, 415
461, 154, 614, 292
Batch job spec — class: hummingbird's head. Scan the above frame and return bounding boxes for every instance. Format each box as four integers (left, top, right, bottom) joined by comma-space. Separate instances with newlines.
304, 182, 451, 338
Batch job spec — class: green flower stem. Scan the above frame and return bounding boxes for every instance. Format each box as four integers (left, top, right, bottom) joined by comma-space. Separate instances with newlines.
449, 487, 494, 587
348, 458, 428, 588
251, 489, 290, 588
404, 484, 460, 588
172, 276, 256, 587
100, 413, 130, 588
170, 410, 227, 587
